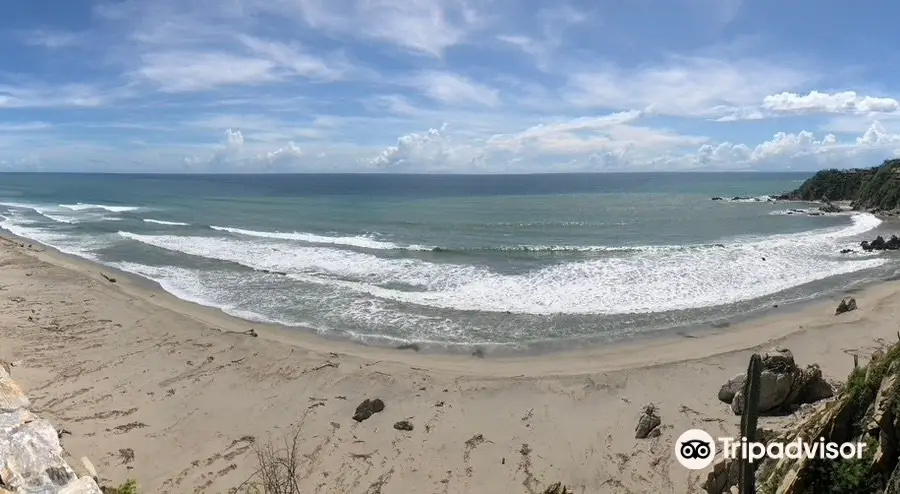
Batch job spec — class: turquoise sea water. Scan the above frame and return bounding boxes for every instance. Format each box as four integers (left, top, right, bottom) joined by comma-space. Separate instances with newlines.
0, 173, 892, 353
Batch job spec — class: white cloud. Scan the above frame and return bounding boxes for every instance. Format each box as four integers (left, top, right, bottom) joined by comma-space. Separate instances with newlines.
497, 5, 589, 71
137, 52, 278, 92
237, 35, 347, 80
685, 122, 900, 170
857, 121, 900, 146
225, 128, 244, 149
486, 111, 679, 155
136, 36, 347, 92
762, 90, 900, 115
0, 83, 110, 108
276, 0, 484, 57
565, 56, 812, 117
405, 71, 500, 107
365, 124, 483, 171
367, 95, 422, 117
358, 117, 900, 173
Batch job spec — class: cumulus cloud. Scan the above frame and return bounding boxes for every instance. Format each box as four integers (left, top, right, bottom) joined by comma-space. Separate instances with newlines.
763, 90, 900, 115
360, 118, 900, 173
365, 124, 485, 172
857, 121, 900, 146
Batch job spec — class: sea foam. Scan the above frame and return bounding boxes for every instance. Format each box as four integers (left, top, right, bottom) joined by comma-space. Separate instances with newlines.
116, 213, 886, 316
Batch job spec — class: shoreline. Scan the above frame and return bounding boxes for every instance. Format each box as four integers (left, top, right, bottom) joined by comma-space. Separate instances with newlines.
1, 227, 890, 374
1, 230, 900, 492
1, 195, 890, 360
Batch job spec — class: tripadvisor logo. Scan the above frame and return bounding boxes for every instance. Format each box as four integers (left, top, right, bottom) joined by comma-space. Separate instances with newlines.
675, 429, 716, 470
674, 428, 868, 470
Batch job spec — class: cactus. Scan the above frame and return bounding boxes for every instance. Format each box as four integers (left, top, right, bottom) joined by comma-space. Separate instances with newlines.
739, 353, 762, 494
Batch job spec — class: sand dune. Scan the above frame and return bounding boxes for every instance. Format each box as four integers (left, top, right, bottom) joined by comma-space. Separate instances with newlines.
0, 234, 896, 493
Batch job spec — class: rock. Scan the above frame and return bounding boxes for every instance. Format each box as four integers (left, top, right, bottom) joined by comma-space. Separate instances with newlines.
835, 297, 857, 315
0, 408, 37, 435
0, 372, 29, 412
58, 476, 103, 494
393, 420, 414, 431
541, 482, 573, 494
791, 364, 835, 404
703, 457, 740, 494
711, 197, 724, 201
819, 201, 842, 213
353, 398, 386, 422
717, 373, 746, 404
860, 235, 899, 251
886, 235, 900, 250
762, 348, 798, 374
635, 403, 661, 439
725, 349, 835, 416
0, 418, 77, 490
840, 249, 854, 254
732, 370, 793, 414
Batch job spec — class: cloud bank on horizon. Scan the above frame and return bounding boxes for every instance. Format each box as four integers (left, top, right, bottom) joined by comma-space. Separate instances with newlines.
3, 0, 900, 173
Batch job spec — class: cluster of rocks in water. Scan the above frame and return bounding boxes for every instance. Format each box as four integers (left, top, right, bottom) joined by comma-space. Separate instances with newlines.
710, 196, 845, 217
861, 235, 900, 252
0, 362, 102, 493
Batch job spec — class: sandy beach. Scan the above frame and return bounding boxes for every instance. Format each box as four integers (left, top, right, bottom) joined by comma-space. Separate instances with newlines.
0, 233, 897, 493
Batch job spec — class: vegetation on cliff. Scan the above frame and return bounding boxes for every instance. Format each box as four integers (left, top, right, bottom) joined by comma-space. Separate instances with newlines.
782, 159, 900, 210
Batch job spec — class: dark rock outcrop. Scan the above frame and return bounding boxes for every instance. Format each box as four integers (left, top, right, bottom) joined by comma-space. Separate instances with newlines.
836, 297, 858, 315
353, 398, 386, 422
634, 403, 662, 439
862, 235, 900, 251
393, 420, 414, 431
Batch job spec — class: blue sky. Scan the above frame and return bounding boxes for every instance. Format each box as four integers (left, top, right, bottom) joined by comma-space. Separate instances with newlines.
2, 0, 900, 173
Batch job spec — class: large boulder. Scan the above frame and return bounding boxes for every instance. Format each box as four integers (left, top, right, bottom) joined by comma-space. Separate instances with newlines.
0, 418, 77, 491
732, 371, 794, 414
720, 349, 835, 415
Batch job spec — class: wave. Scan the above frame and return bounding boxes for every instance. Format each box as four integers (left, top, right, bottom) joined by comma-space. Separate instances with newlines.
0, 214, 105, 259
209, 225, 428, 250
36, 212, 77, 224
144, 219, 190, 226
59, 203, 140, 213
115, 213, 886, 316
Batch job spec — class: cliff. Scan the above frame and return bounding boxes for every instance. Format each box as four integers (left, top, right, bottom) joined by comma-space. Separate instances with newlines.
0, 361, 102, 493
782, 159, 900, 210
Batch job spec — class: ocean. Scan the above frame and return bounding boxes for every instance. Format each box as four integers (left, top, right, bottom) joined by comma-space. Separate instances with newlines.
0, 172, 893, 354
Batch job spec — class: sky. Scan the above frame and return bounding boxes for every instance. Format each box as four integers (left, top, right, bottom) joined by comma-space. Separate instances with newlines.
3, 0, 900, 173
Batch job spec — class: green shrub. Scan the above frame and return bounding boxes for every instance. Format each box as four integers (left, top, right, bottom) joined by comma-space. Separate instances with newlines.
101, 479, 138, 494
